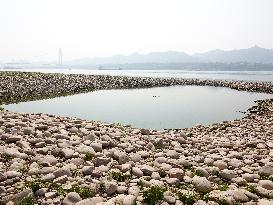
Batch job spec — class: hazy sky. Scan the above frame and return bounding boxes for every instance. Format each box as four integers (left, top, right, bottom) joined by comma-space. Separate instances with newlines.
1, 0, 273, 62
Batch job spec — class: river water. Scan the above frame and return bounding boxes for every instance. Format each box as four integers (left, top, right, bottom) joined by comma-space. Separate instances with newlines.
2, 68, 273, 82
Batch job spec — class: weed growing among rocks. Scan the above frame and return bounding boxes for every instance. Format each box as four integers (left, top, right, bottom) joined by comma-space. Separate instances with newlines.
246, 184, 257, 194
111, 171, 131, 182
26, 179, 45, 192
2, 153, 13, 162
177, 191, 199, 205
68, 185, 93, 199
84, 152, 93, 161
17, 197, 35, 205
142, 185, 166, 205
219, 182, 229, 191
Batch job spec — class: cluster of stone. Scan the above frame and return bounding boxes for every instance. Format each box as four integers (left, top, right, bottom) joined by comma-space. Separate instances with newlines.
1, 71, 273, 204
0, 71, 273, 105
0, 97, 273, 204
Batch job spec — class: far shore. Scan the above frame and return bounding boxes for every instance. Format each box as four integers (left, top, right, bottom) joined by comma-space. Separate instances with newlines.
1, 71, 273, 106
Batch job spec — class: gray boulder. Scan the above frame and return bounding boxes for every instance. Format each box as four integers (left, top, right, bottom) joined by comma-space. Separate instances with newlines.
192, 176, 212, 193
53, 167, 72, 178
259, 165, 273, 177
63, 192, 82, 205
104, 181, 117, 195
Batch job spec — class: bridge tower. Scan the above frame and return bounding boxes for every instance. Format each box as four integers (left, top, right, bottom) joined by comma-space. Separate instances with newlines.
59, 48, 62, 66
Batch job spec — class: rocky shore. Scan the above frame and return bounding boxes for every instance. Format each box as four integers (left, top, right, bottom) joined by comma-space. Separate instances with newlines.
0, 71, 273, 105
0, 71, 273, 205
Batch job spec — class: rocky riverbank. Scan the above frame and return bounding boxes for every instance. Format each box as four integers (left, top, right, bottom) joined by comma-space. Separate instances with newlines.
1, 71, 273, 204
0, 99, 273, 205
0, 71, 273, 105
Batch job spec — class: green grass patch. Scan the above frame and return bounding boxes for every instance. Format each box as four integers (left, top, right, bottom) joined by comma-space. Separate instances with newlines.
114, 122, 123, 127
17, 197, 35, 205
18, 165, 29, 174
154, 143, 164, 150
219, 182, 229, 191
246, 184, 257, 194
84, 152, 93, 161
137, 180, 144, 191
99, 182, 106, 194
111, 171, 131, 182
211, 169, 220, 177
142, 186, 166, 205
26, 179, 46, 192
68, 185, 93, 199
192, 169, 206, 177
177, 191, 198, 205
2, 154, 13, 161
259, 173, 271, 180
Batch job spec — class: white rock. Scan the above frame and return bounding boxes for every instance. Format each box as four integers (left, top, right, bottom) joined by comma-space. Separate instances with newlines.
6, 135, 22, 143
53, 176, 68, 184
81, 166, 94, 175
117, 186, 127, 194
226, 189, 249, 202
5, 171, 22, 178
63, 192, 82, 205
166, 150, 179, 159
220, 169, 235, 180
61, 148, 74, 159
258, 180, 273, 190
104, 181, 117, 195
75, 197, 105, 205
151, 172, 161, 180
192, 176, 211, 193
90, 143, 102, 152
242, 173, 256, 182
168, 168, 184, 180
258, 199, 273, 205
45, 192, 57, 199
94, 157, 111, 166
141, 165, 155, 175
119, 153, 130, 164
54, 167, 72, 178
39, 155, 58, 166
213, 160, 228, 170
130, 154, 141, 162
128, 186, 140, 196
123, 195, 136, 205
132, 167, 143, 177
259, 165, 273, 177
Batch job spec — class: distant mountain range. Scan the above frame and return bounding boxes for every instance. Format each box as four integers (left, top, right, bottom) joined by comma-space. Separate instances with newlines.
69, 51, 196, 65
194, 46, 273, 64
68, 46, 273, 65
2, 46, 273, 71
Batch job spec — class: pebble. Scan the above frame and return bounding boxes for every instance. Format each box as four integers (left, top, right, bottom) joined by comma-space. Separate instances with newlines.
123, 195, 136, 205
192, 176, 212, 193
104, 181, 118, 195
132, 167, 143, 177
63, 192, 82, 205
